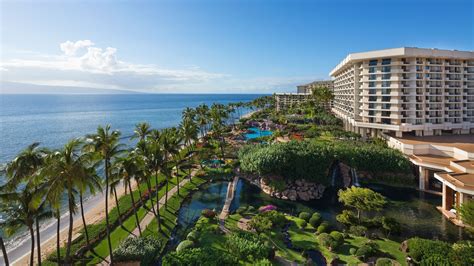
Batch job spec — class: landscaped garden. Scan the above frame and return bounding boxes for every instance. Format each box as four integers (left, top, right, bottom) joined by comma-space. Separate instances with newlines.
2, 94, 473, 266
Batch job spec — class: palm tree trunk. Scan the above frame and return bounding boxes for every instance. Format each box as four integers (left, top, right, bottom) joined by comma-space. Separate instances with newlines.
136, 179, 146, 212
113, 187, 124, 229
0, 237, 9, 266
128, 181, 142, 236
29, 225, 35, 266
79, 193, 91, 248
65, 197, 73, 263
35, 218, 42, 266
56, 210, 60, 264
176, 169, 180, 196
164, 174, 169, 208
105, 160, 114, 264
146, 178, 160, 231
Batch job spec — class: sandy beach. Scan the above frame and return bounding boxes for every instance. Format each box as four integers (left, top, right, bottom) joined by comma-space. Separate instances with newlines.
6, 182, 134, 266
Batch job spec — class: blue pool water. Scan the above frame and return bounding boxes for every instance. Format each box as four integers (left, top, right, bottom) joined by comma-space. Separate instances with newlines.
244, 127, 273, 139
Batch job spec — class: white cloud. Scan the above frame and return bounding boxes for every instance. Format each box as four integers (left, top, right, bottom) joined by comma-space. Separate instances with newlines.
0, 40, 321, 93
60, 40, 94, 56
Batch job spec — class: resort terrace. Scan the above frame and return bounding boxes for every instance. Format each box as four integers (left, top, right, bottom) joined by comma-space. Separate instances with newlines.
386, 134, 474, 226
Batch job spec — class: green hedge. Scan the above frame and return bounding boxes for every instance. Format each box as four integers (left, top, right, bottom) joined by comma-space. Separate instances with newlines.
238, 140, 411, 184
113, 235, 161, 265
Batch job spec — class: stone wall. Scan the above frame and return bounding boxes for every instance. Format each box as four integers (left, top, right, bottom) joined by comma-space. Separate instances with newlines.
260, 178, 325, 201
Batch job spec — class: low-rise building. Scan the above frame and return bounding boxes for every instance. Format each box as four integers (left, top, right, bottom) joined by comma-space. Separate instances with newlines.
386, 134, 474, 226
275, 80, 333, 111
297, 80, 334, 94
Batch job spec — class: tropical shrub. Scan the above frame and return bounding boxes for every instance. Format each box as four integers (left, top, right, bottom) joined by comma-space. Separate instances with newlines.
406, 237, 451, 263
317, 221, 329, 234
459, 201, 474, 231
298, 212, 311, 221
176, 240, 194, 252
162, 248, 237, 266
259, 205, 277, 213
329, 231, 344, 248
420, 254, 451, 266
349, 248, 357, 255
248, 215, 272, 234
262, 210, 287, 227
186, 230, 199, 242
381, 216, 401, 236
112, 236, 161, 264
336, 210, 357, 226
309, 213, 322, 227
238, 140, 411, 184
317, 233, 333, 248
349, 225, 367, 236
355, 241, 378, 261
226, 231, 271, 261
236, 206, 247, 214
299, 220, 307, 229
254, 258, 272, 266
376, 258, 395, 266
449, 241, 474, 265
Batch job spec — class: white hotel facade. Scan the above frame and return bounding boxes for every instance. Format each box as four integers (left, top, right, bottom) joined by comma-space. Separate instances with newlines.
330, 47, 474, 138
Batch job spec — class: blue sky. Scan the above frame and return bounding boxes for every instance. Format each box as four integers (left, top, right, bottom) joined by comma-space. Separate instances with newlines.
1, 0, 473, 93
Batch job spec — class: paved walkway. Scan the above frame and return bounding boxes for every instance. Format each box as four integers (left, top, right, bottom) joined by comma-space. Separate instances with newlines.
218, 176, 239, 220
100, 169, 198, 265
218, 176, 239, 233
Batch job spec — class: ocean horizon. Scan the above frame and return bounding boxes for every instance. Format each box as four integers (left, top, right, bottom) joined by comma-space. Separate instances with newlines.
0, 93, 263, 165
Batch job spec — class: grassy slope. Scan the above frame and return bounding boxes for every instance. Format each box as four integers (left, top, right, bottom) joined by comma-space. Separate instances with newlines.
87, 175, 180, 264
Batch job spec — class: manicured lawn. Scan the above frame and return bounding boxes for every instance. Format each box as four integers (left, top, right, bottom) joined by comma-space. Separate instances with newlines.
87, 174, 181, 264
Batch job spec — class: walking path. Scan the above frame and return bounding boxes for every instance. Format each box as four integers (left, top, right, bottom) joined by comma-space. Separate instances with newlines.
218, 176, 239, 233
100, 169, 198, 265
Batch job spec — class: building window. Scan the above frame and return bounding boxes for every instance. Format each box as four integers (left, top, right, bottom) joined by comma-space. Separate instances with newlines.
369, 67, 376, 73
369, 96, 377, 101
382, 66, 391, 72
381, 81, 391, 87
369, 103, 375, 108
382, 96, 391, 102
369, 89, 376, 94
382, 103, 391, 109
369, 82, 376, 87
369, 60, 378, 66
382, 74, 391, 80
382, 58, 391, 65
369, 74, 376, 80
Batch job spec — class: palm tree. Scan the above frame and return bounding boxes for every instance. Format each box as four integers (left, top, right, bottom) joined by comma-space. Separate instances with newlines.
85, 125, 124, 264
116, 152, 146, 236
180, 117, 198, 182
195, 104, 210, 139
0, 182, 49, 266
140, 130, 162, 231
4, 142, 48, 266
0, 201, 13, 266
160, 127, 181, 208
210, 104, 229, 160
132, 122, 151, 141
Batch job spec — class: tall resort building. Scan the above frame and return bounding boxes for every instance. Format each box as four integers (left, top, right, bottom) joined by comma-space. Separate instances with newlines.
330, 47, 474, 225
330, 47, 474, 138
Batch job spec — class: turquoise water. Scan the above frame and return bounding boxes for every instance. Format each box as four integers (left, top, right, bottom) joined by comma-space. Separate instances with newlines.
244, 127, 273, 139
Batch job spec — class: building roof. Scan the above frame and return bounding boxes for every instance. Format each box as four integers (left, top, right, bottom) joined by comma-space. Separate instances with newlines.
330, 47, 474, 76
297, 80, 333, 88
396, 134, 474, 153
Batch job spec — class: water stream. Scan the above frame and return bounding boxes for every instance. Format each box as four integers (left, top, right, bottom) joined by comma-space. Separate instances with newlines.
165, 178, 471, 255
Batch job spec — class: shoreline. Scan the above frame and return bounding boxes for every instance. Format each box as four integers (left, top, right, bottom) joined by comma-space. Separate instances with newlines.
4, 181, 134, 266
1, 108, 257, 266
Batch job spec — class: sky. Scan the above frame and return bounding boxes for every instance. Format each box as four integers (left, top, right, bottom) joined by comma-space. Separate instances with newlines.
0, 0, 473, 94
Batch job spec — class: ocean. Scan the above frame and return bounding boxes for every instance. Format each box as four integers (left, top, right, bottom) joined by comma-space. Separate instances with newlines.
0, 93, 262, 255
0, 93, 262, 165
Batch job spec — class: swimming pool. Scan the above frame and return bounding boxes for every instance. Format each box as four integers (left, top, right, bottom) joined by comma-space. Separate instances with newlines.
244, 127, 273, 140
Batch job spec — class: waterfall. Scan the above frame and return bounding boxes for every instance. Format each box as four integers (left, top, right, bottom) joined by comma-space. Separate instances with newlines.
351, 168, 361, 187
